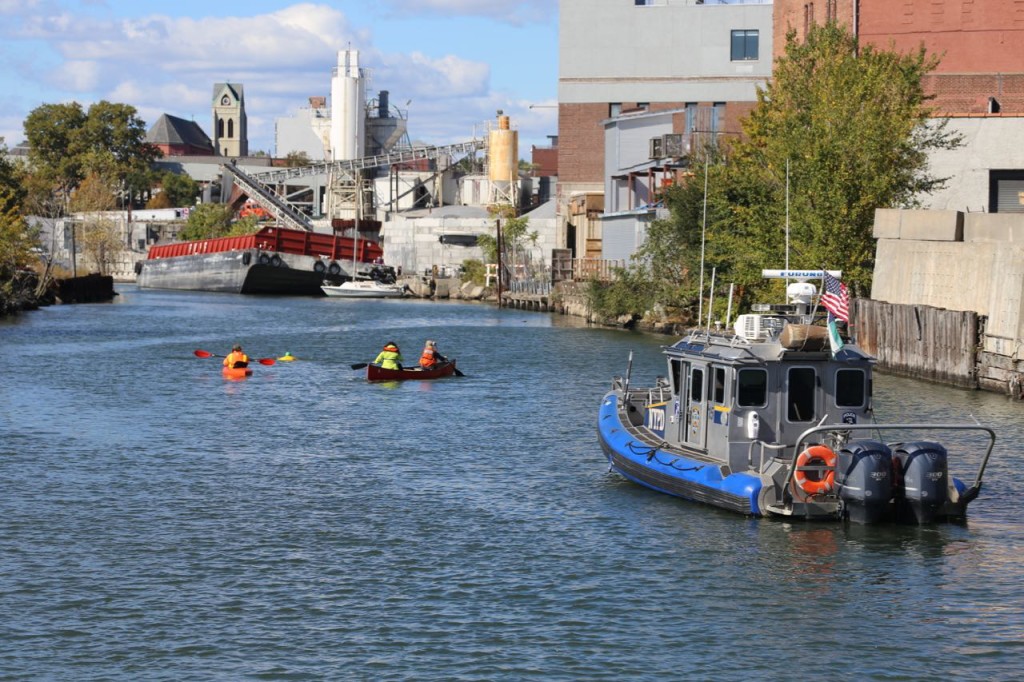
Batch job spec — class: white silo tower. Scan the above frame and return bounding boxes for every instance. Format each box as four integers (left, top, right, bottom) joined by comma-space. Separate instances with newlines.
329, 49, 366, 161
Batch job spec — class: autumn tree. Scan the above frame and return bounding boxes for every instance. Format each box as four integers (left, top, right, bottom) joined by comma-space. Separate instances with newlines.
285, 151, 311, 167
69, 172, 123, 276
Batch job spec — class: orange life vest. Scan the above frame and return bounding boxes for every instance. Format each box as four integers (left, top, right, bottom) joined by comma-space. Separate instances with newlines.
224, 351, 249, 368
420, 348, 438, 368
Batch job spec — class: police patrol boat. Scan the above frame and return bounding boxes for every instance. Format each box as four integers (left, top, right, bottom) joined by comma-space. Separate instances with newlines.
597, 269, 995, 523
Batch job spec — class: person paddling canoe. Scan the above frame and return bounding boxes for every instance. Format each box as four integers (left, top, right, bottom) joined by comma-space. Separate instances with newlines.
223, 344, 249, 369
373, 341, 403, 370
419, 340, 448, 369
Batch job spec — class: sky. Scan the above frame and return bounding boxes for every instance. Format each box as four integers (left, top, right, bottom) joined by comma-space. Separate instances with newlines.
0, 0, 559, 158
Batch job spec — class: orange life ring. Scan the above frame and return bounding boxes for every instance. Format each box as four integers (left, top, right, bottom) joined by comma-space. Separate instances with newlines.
794, 445, 837, 496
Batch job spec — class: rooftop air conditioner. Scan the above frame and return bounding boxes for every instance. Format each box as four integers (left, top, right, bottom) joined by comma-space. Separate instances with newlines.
734, 314, 785, 341
662, 133, 688, 157
649, 136, 664, 159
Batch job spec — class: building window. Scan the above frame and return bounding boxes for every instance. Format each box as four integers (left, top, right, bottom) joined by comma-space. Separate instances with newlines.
804, 3, 815, 37
826, 0, 837, 21
609, 103, 622, 118
730, 30, 759, 61
635, 0, 652, 5
227, 119, 234, 138
989, 170, 1024, 213
636, 102, 649, 110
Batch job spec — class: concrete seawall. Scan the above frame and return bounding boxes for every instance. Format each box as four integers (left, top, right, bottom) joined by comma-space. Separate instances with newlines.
869, 209, 1024, 397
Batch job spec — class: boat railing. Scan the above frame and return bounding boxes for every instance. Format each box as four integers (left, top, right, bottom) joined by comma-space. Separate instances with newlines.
748, 440, 790, 473
784, 423, 996, 502
612, 376, 671, 407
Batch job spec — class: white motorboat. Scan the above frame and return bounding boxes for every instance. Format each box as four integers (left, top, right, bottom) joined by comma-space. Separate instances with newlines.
322, 279, 406, 298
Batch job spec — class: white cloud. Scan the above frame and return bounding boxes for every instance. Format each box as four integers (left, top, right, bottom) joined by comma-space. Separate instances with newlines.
53, 59, 101, 90
0, 2, 556, 154
379, 0, 552, 25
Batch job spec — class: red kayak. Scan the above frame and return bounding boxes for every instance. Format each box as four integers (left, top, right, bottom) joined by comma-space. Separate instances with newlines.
367, 360, 458, 382
223, 365, 253, 379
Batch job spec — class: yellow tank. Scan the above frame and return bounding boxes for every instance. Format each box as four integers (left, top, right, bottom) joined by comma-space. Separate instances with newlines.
488, 115, 518, 184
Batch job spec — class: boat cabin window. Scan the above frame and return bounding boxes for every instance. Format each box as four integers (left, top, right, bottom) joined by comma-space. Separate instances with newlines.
691, 367, 704, 402
670, 359, 683, 396
713, 367, 726, 403
787, 367, 816, 422
737, 368, 768, 407
835, 369, 866, 407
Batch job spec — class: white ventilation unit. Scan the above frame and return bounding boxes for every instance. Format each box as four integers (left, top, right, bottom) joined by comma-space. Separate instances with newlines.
662, 133, 688, 157
734, 314, 785, 341
649, 136, 664, 159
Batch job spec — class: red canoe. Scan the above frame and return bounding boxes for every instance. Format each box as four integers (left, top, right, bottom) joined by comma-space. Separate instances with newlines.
366, 360, 458, 382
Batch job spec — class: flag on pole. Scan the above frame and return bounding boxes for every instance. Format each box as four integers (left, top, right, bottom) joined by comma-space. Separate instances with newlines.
821, 272, 850, 323
827, 317, 845, 354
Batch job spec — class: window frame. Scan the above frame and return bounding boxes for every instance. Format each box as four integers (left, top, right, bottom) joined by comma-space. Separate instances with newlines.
730, 29, 759, 62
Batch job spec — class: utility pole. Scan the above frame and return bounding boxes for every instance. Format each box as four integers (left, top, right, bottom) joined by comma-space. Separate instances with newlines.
496, 218, 503, 306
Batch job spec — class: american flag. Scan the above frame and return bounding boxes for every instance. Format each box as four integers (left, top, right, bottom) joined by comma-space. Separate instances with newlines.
821, 272, 850, 322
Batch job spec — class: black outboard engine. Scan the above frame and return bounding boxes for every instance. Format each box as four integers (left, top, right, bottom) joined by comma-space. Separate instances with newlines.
836, 440, 893, 524
892, 442, 949, 524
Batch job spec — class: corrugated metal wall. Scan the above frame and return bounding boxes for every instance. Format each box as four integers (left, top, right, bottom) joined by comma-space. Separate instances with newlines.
854, 298, 979, 388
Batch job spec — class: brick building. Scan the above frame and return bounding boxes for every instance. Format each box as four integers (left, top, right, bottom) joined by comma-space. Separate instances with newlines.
559, 0, 1024, 262
774, 0, 1024, 212
557, 0, 774, 258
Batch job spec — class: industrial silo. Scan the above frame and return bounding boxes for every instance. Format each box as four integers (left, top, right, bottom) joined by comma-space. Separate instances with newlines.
488, 113, 518, 206
329, 49, 366, 162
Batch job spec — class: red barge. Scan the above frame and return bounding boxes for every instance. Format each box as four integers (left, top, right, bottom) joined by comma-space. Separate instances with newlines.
137, 226, 383, 295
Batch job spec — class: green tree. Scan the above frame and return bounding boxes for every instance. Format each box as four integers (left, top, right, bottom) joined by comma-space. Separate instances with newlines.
179, 203, 257, 241
24, 100, 161, 215
727, 22, 961, 294
158, 172, 199, 207
0, 139, 25, 213
593, 22, 961, 320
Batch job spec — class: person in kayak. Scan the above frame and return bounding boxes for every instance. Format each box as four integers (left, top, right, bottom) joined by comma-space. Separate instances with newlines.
374, 341, 403, 370
419, 340, 448, 369
224, 344, 249, 368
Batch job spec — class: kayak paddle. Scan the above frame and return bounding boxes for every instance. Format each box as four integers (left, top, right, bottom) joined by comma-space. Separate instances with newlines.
194, 349, 276, 365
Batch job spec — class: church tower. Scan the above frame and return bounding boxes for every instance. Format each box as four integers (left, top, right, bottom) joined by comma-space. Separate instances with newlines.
212, 83, 248, 157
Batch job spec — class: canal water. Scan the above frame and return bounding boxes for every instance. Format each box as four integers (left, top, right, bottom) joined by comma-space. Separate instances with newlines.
2, 285, 1023, 680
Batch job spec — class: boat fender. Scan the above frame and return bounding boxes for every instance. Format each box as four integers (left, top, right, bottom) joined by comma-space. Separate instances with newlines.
270, 254, 283, 268
314, 260, 326, 274
794, 445, 837, 495
242, 252, 252, 266
328, 262, 341, 276
258, 253, 271, 266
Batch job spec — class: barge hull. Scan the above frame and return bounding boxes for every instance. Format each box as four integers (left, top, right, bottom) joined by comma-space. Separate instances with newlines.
137, 249, 326, 295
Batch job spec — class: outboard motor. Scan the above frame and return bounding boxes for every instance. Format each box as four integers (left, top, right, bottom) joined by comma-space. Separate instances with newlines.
836, 440, 893, 524
892, 442, 949, 524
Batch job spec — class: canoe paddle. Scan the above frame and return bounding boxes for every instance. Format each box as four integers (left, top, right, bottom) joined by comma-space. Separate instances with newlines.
194, 349, 276, 365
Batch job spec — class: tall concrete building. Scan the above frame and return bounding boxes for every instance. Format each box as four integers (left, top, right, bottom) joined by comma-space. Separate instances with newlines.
212, 83, 248, 158
558, 0, 774, 257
